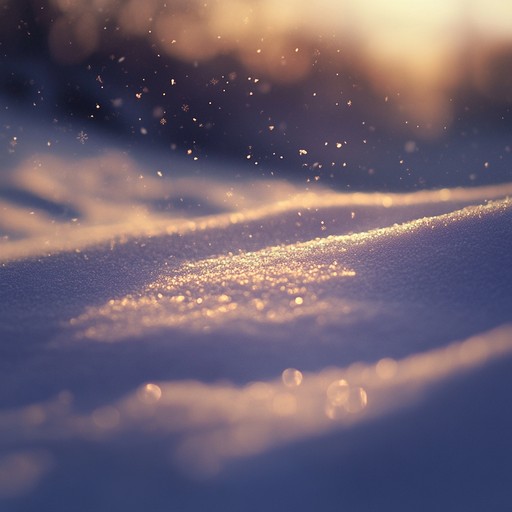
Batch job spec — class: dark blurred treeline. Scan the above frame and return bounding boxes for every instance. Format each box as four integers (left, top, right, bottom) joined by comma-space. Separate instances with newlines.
1, 0, 511, 190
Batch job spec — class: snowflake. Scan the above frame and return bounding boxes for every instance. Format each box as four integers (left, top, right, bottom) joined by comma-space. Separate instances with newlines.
76, 130, 88, 144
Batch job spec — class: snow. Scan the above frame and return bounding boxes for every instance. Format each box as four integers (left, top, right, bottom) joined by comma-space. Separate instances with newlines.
1, 151, 512, 510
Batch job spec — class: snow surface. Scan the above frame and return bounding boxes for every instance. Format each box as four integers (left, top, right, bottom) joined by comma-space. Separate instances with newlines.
1, 151, 512, 511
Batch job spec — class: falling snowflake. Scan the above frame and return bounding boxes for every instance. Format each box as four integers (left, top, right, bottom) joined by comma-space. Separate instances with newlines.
76, 131, 88, 144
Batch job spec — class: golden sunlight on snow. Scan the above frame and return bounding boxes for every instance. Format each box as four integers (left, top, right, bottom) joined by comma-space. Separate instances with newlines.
69, 245, 360, 341
2, 152, 512, 263
66, 196, 511, 343
0, 325, 511, 479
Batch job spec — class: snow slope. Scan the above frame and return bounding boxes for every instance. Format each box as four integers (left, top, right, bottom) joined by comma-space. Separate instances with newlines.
1, 152, 512, 511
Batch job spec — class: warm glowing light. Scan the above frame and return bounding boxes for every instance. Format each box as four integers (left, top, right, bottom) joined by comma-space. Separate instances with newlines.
31, 0, 511, 129
272, 393, 297, 416
326, 379, 367, 415
326, 379, 350, 406
375, 358, 398, 380
282, 368, 303, 388
137, 383, 162, 403
0, 327, 511, 474
2, 151, 512, 263
344, 387, 368, 414
246, 381, 274, 400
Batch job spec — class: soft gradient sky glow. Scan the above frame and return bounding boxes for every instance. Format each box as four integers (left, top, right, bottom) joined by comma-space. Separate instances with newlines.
35, 0, 512, 131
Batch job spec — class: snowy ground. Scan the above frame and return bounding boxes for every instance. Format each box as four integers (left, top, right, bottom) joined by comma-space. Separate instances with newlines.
1, 148, 512, 511
1, 3, 512, 508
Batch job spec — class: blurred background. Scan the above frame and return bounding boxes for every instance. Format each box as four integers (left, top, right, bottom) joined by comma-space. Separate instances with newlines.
1, 0, 511, 190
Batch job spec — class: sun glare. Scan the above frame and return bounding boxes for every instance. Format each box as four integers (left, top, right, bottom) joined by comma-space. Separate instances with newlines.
34, 0, 512, 131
